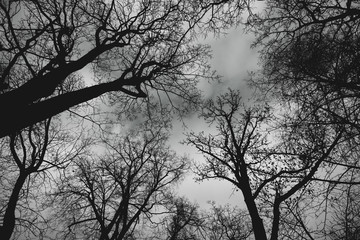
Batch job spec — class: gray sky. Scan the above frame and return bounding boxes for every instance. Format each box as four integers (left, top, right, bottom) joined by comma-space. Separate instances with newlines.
171, 27, 260, 209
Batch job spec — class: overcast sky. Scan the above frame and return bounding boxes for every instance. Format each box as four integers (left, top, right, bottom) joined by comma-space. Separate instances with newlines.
171, 26, 261, 209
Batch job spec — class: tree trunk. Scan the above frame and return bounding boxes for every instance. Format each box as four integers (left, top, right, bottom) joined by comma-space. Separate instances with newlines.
0, 172, 27, 240
242, 184, 268, 240
270, 199, 280, 240
0, 81, 118, 138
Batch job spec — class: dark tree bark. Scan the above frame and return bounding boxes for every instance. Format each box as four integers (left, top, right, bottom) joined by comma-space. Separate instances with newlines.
1, 80, 126, 138
242, 182, 267, 240
0, 173, 27, 240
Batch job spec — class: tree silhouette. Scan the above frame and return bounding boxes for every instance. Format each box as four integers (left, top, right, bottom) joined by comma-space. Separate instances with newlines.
204, 202, 252, 240
249, 0, 360, 136
186, 89, 345, 240
50, 121, 188, 240
246, 2, 360, 238
0, 116, 91, 240
150, 198, 252, 240
0, 0, 247, 138
165, 197, 203, 240
327, 182, 360, 240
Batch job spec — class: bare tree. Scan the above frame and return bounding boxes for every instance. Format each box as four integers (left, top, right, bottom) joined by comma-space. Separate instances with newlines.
163, 196, 203, 240
240, 2, 360, 238
0, 0, 248, 138
203, 202, 252, 240
246, 1, 360, 141
247, 0, 360, 144
50, 120, 189, 240
327, 182, 360, 240
185, 89, 345, 240
0, 116, 91, 240
149, 197, 252, 240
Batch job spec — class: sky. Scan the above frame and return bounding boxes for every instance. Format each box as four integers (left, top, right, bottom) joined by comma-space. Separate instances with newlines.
173, 1, 268, 210
171, 27, 261, 209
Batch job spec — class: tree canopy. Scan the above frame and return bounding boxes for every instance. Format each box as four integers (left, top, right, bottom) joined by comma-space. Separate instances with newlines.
2, 0, 360, 240
0, 0, 246, 137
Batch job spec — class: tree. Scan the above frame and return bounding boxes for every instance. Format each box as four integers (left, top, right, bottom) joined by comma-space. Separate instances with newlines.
163, 196, 203, 240
149, 198, 252, 240
242, 2, 360, 238
247, 0, 360, 142
327, 182, 360, 240
186, 89, 345, 240
0, 116, 91, 240
50, 120, 189, 240
247, 0, 360, 132
203, 202, 252, 240
0, 0, 247, 138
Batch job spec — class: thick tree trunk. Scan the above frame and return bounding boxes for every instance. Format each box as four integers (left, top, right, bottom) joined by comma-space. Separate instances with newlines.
238, 164, 268, 240
0, 173, 27, 240
0, 43, 123, 139
0, 81, 119, 138
241, 182, 268, 240
244, 197, 268, 240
